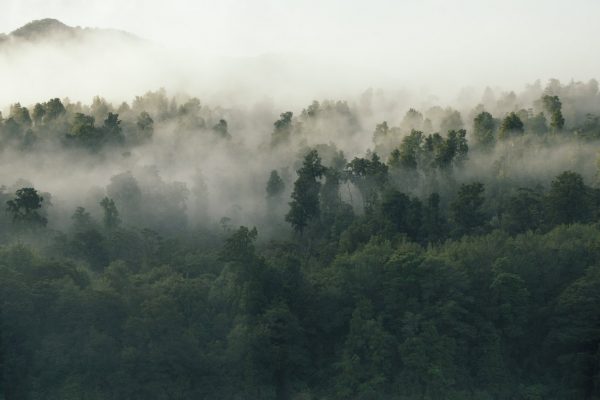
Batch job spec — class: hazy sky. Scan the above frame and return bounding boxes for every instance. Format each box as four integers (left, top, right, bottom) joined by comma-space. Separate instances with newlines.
2, 0, 600, 103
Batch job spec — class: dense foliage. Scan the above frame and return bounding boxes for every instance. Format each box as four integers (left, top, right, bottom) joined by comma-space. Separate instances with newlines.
2, 80, 600, 399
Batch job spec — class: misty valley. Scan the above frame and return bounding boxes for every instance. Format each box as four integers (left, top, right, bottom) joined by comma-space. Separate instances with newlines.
1, 76, 600, 399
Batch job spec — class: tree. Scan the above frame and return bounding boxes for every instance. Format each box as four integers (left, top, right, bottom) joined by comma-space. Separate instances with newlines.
546, 171, 591, 225
271, 112, 294, 146
266, 170, 285, 198
422, 193, 447, 243
9, 103, 32, 127
501, 188, 544, 234
71, 206, 94, 232
473, 111, 496, 148
526, 112, 548, 135
68, 113, 100, 148
6, 187, 47, 228
498, 112, 524, 140
372, 121, 390, 146
451, 182, 486, 234
345, 153, 388, 210
433, 130, 468, 169
259, 301, 307, 400
213, 119, 230, 139
401, 108, 424, 132
440, 109, 464, 133
32, 103, 46, 126
100, 197, 121, 230
220, 225, 258, 264
396, 130, 423, 169
103, 113, 124, 144
542, 95, 565, 131
380, 189, 422, 241
286, 150, 326, 233
136, 111, 154, 141
337, 300, 395, 398
44, 98, 66, 121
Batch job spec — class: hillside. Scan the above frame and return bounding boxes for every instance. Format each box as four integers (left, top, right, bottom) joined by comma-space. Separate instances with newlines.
0, 18, 142, 45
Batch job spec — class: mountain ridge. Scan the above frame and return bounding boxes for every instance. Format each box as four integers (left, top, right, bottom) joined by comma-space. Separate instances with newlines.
0, 18, 142, 45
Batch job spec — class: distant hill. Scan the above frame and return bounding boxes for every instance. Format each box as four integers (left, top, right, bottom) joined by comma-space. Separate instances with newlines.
0, 18, 142, 45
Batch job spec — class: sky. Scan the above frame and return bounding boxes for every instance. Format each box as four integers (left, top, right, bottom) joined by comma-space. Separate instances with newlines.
1, 0, 600, 105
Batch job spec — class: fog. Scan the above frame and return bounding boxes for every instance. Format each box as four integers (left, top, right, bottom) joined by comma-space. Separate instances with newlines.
1, 1, 600, 242
2, 0, 600, 107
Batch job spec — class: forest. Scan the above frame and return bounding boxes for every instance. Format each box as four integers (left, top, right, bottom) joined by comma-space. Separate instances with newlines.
2, 78, 600, 399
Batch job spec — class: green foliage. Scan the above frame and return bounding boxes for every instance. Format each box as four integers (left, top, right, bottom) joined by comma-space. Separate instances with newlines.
5, 85, 600, 399
266, 170, 285, 198
100, 197, 121, 230
220, 225, 258, 264
501, 188, 544, 234
542, 94, 565, 131
473, 111, 496, 148
397, 129, 423, 169
526, 112, 548, 135
286, 150, 326, 233
6, 187, 47, 228
271, 111, 294, 146
499, 112, 525, 139
135, 111, 154, 141
390, 129, 468, 172
546, 170, 592, 225
9, 103, 32, 126
451, 182, 487, 234
345, 153, 388, 210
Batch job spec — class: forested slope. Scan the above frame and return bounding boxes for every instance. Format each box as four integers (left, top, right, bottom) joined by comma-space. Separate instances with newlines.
1, 79, 600, 399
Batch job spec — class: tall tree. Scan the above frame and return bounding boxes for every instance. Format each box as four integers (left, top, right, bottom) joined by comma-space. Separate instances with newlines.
266, 170, 285, 198
271, 112, 294, 146
498, 112, 524, 140
286, 150, 326, 233
345, 153, 388, 210
542, 95, 565, 131
100, 197, 121, 230
6, 187, 47, 228
451, 182, 486, 234
473, 111, 496, 149
546, 171, 591, 225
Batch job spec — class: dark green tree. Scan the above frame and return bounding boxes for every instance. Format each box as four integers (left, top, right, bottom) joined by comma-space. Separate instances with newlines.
103, 112, 124, 144
136, 111, 154, 140
68, 113, 100, 148
542, 95, 565, 131
220, 225, 258, 264
434, 130, 468, 169
266, 170, 285, 198
6, 187, 47, 228
546, 171, 591, 225
501, 188, 544, 234
71, 206, 94, 232
473, 111, 496, 148
286, 150, 326, 233
9, 103, 32, 127
100, 197, 121, 230
396, 130, 423, 169
422, 193, 447, 243
498, 112, 524, 140
31, 103, 45, 126
345, 153, 388, 210
271, 112, 294, 146
44, 98, 66, 121
450, 182, 486, 234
